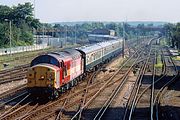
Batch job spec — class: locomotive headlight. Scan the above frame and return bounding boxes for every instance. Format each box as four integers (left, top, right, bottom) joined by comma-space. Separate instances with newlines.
40, 75, 45, 79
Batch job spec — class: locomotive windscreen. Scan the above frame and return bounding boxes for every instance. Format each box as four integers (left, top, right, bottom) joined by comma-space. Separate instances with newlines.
30, 55, 60, 67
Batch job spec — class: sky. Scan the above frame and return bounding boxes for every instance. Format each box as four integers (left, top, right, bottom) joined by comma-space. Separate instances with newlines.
0, 0, 180, 23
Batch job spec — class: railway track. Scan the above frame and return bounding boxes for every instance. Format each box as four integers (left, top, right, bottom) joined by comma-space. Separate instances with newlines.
0, 84, 27, 100
18, 71, 103, 120
153, 47, 179, 120
70, 49, 142, 119
0, 91, 30, 119
91, 56, 141, 119
123, 41, 179, 120
0, 37, 159, 120
37, 70, 101, 120
4, 48, 137, 120
123, 42, 153, 120
0, 64, 29, 75
0, 64, 29, 85
0, 51, 122, 120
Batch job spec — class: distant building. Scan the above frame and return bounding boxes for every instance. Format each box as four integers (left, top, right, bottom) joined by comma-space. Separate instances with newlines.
88, 29, 118, 43
91, 29, 116, 36
34, 35, 63, 47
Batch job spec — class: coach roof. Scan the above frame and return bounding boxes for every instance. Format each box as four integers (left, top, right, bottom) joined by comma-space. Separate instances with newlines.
77, 44, 102, 54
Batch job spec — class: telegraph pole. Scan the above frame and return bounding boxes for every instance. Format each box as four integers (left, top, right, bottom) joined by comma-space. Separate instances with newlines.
122, 22, 125, 58
9, 20, 12, 55
5, 19, 12, 55
65, 26, 67, 46
74, 25, 77, 45
42, 23, 45, 42
33, 0, 36, 17
33, 0, 37, 48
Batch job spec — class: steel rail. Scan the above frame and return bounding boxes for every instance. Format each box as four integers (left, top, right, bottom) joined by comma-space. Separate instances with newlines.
93, 53, 141, 120
154, 47, 179, 120
76, 70, 100, 120
123, 45, 167, 120
150, 49, 156, 120
122, 60, 145, 120
0, 93, 30, 119
128, 45, 152, 120
16, 103, 39, 120
71, 49, 140, 120
126, 49, 166, 120
0, 91, 28, 109
0, 84, 26, 99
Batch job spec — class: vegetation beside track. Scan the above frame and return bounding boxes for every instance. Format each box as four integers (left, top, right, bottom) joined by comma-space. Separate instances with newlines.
155, 54, 163, 68
160, 38, 168, 46
172, 56, 180, 61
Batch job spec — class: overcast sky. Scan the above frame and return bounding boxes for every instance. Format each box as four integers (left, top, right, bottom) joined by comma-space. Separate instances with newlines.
1, 0, 180, 23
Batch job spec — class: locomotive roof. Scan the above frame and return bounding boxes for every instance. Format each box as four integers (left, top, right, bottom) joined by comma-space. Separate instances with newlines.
50, 52, 70, 58
50, 52, 72, 62
64, 49, 81, 59
30, 54, 61, 67
48, 53, 63, 61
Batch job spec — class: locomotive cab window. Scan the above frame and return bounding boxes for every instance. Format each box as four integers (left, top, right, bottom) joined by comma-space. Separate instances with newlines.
31, 55, 60, 67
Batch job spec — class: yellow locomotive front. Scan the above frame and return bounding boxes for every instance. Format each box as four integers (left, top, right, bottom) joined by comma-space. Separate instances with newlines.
27, 64, 55, 88
27, 54, 62, 98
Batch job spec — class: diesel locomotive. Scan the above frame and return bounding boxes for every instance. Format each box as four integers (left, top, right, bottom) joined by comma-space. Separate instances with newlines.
27, 39, 123, 98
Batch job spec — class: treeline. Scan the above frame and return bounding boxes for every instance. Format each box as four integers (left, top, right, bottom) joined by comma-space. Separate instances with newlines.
0, 2, 40, 48
40, 22, 158, 41
164, 23, 180, 50
0, 2, 161, 48
39, 22, 124, 40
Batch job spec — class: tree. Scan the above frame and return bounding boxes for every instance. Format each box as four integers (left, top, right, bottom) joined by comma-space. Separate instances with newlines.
12, 3, 33, 26
0, 2, 41, 48
164, 23, 180, 50
0, 23, 9, 47
105, 23, 116, 30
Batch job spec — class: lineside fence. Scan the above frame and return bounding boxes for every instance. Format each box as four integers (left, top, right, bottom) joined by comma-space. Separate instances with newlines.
0, 44, 49, 56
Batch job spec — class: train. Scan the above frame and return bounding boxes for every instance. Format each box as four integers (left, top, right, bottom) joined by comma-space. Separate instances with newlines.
27, 39, 123, 98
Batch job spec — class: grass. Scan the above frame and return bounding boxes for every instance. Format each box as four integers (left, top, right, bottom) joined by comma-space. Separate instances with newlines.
116, 58, 126, 68
155, 55, 163, 68
160, 38, 167, 46
155, 63, 163, 68
172, 56, 180, 61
